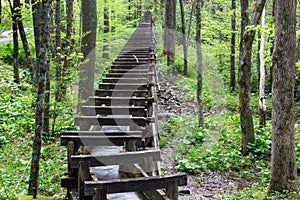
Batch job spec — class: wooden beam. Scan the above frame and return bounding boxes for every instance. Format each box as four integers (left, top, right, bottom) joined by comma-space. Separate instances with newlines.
94, 89, 148, 97
98, 83, 148, 90
61, 135, 142, 146
70, 150, 161, 168
81, 106, 147, 116
89, 96, 149, 107
84, 173, 187, 196
62, 131, 142, 136
74, 116, 153, 127
102, 78, 149, 83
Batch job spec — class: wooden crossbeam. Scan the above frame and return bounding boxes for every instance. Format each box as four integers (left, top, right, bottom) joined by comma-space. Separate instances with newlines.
84, 173, 187, 195
81, 106, 147, 116
70, 150, 161, 168
106, 73, 153, 78
98, 83, 148, 90
62, 130, 142, 136
61, 135, 142, 146
89, 96, 151, 106
74, 116, 153, 127
94, 89, 148, 97
102, 78, 149, 83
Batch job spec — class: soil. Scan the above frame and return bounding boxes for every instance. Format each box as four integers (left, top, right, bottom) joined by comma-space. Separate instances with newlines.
157, 72, 253, 200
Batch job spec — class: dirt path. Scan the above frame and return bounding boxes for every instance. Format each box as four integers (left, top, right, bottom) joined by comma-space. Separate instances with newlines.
157, 72, 252, 200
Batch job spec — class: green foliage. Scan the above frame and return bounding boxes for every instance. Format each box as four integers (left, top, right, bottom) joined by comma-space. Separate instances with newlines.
0, 61, 69, 199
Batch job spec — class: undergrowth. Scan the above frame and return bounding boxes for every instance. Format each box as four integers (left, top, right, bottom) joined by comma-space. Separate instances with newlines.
157, 41, 300, 198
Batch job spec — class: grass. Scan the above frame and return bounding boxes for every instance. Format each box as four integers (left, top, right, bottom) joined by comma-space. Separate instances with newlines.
157, 39, 300, 198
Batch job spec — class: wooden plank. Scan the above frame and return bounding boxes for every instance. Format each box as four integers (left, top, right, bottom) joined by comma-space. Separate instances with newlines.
84, 173, 187, 195
98, 83, 148, 90
61, 175, 77, 188
106, 73, 153, 78
63, 130, 142, 136
109, 69, 149, 73
111, 65, 148, 70
89, 96, 148, 106
81, 106, 147, 116
74, 116, 153, 127
102, 78, 149, 83
70, 150, 161, 168
94, 89, 148, 97
115, 58, 149, 62
61, 135, 142, 146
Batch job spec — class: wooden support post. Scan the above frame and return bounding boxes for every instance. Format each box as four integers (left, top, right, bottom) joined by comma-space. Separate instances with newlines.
166, 180, 179, 200
93, 188, 107, 200
67, 141, 78, 176
78, 161, 91, 200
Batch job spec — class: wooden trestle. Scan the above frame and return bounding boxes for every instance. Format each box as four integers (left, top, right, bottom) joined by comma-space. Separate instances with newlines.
61, 11, 187, 200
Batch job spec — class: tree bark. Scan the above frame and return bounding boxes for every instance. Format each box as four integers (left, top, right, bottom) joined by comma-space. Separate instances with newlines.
28, 0, 51, 197
31, 0, 41, 61
102, 0, 109, 59
196, 0, 204, 128
238, 0, 266, 156
78, 0, 97, 111
269, 0, 299, 193
0, 0, 2, 24
62, 0, 74, 96
230, 0, 236, 92
9, 0, 20, 83
179, 0, 188, 76
16, 0, 36, 84
163, 0, 176, 65
258, 5, 266, 128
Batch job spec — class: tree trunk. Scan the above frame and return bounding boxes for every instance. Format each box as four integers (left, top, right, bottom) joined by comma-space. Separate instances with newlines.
10, 0, 20, 83
179, 0, 188, 76
163, 0, 176, 65
230, 0, 236, 92
52, 0, 62, 135
31, 0, 41, 61
196, 0, 204, 128
78, 0, 97, 111
0, 0, 2, 24
102, 0, 109, 59
62, 0, 74, 96
28, 0, 51, 197
16, 1, 36, 84
258, 5, 266, 128
238, 0, 266, 156
269, 0, 299, 193
54, 0, 62, 101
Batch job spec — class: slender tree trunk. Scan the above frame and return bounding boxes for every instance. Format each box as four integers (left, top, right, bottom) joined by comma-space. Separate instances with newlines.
196, 0, 204, 128
62, 0, 74, 96
179, 0, 188, 76
9, 0, 20, 83
269, 0, 299, 193
16, 0, 36, 84
230, 0, 236, 92
28, 0, 51, 197
163, 0, 176, 65
102, 0, 109, 59
52, 0, 62, 135
78, 0, 97, 111
258, 5, 266, 128
238, 0, 266, 156
31, 0, 41, 60
54, 0, 62, 101
0, 0, 2, 24
186, 0, 195, 65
